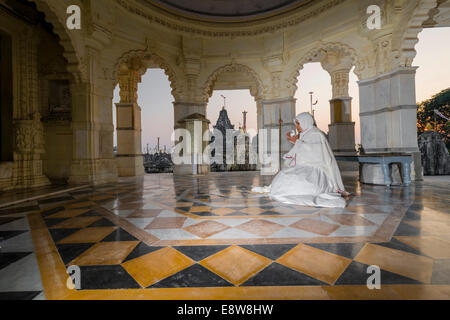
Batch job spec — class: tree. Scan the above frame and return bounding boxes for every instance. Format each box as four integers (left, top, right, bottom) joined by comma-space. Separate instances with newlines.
417, 88, 450, 150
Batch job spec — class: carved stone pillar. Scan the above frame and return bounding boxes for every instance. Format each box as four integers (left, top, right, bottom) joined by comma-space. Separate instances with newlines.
358, 66, 423, 181
172, 101, 209, 175
115, 68, 144, 177
69, 80, 118, 185
13, 112, 50, 188
328, 69, 356, 154
12, 31, 50, 189
260, 97, 296, 174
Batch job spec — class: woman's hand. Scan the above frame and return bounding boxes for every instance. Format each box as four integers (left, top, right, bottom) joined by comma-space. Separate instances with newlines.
286, 131, 298, 144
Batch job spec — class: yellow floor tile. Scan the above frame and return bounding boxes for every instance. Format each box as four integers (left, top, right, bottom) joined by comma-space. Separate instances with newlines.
354, 243, 434, 283
70, 241, 139, 265
211, 208, 236, 216
323, 285, 402, 300
277, 244, 352, 285
200, 246, 272, 286
46, 209, 90, 219
51, 217, 101, 229
395, 236, 450, 259
65, 201, 96, 209
239, 207, 267, 215
390, 285, 450, 300
405, 220, 450, 235
122, 247, 194, 287
190, 206, 212, 213
57, 227, 117, 244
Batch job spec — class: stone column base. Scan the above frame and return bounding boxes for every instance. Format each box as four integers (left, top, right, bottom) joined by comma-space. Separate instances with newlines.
328, 122, 356, 154
360, 163, 403, 186
174, 164, 210, 175
116, 155, 144, 177
69, 159, 118, 185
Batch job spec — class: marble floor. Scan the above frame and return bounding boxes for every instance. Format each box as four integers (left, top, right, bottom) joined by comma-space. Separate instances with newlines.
0, 171, 449, 300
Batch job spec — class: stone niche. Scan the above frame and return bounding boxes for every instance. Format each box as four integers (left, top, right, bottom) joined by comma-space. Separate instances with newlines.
42, 79, 73, 183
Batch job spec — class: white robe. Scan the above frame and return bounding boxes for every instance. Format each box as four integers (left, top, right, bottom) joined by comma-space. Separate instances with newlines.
253, 127, 346, 208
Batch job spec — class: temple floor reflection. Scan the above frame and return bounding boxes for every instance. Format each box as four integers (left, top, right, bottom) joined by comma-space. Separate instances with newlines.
0, 172, 449, 300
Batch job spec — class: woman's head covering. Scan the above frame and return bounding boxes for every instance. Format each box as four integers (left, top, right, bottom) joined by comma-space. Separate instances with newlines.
294, 112, 315, 135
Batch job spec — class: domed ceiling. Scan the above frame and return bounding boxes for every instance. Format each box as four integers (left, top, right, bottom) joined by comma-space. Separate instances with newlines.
143, 0, 313, 22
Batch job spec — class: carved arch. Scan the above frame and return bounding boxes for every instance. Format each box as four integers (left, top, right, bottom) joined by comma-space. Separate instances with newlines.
33, 0, 86, 83
201, 63, 265, 103
286, 42, 362, 96
393, 0, 438, 67
113, 47, 181, 100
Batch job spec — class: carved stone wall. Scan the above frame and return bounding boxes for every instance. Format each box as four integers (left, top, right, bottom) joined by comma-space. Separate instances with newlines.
1, 0, 443, 186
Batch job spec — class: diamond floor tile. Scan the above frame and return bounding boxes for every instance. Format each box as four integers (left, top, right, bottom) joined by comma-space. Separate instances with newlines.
57, 227, 116, 244
184, 221, 230, 238
235, 219, 284, 237
70, 241, 139, 266
122, 247, 194, 287
289, 219, 340, 236
354, 243, 434, 283
199, 246, 272, 285
277, 244, 352, 285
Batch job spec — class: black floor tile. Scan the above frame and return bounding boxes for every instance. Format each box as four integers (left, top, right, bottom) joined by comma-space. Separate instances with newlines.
41, 206, 65, 217
44, 218, 69, 228
173, 245, 229, 262
123, 242, 163, 263
304, 243, 365, 260
374, 238, 423, 256
78, 265, 141, 289
49, 228, 81, 243
260, 211, 282, 216
151, 264, 233, 288
87, 218, 116, 227
431, 259, 450, 284
0, 230, 27, 241
242, 262, 326, 287
239, 244, 297, 260
0, 291, 41, 300
191, 212, 218, 217
393, 222, 422, 236
335, 261, 421, 285
69, 189, 94, 196
78, 209, 102, 217
38, 196, 74, 205
225, 212, 249, 217
0, 206, 40, 215
0, 252, 31, 270
0, 217, 21, 226
403, 210, 422, 221
101, 228, 138, 242
56, 243, 95, 265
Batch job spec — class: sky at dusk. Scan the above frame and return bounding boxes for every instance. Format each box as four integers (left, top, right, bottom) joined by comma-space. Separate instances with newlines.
113, 27, 450, 151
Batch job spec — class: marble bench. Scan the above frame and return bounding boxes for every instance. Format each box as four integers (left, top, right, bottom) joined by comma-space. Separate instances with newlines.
335, 153, 413, 187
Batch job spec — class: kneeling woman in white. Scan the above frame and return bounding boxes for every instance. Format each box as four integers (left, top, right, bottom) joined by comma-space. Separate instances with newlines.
252, 112, 347, 208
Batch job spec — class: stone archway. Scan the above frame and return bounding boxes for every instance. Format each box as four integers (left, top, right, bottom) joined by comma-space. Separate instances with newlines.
113, 48, 180, 177
287, 42, 362, 156
201, 63, 265, 104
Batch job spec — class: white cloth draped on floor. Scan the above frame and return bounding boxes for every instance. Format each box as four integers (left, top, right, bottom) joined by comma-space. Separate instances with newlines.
252, 112, 346, 208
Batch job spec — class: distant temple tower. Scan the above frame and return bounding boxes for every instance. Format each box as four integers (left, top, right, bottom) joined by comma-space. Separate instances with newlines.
212, 106, 235, 170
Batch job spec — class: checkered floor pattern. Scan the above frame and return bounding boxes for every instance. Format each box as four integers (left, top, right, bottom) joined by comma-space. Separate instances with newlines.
0, 172, 449, 298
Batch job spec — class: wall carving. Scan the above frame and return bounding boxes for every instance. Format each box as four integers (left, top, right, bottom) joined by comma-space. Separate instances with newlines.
114, 0, 348, 38
33, 0, 87, 83
113, 47, 182, 100
286, 42, 362, 96
201, 63, 266, 103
